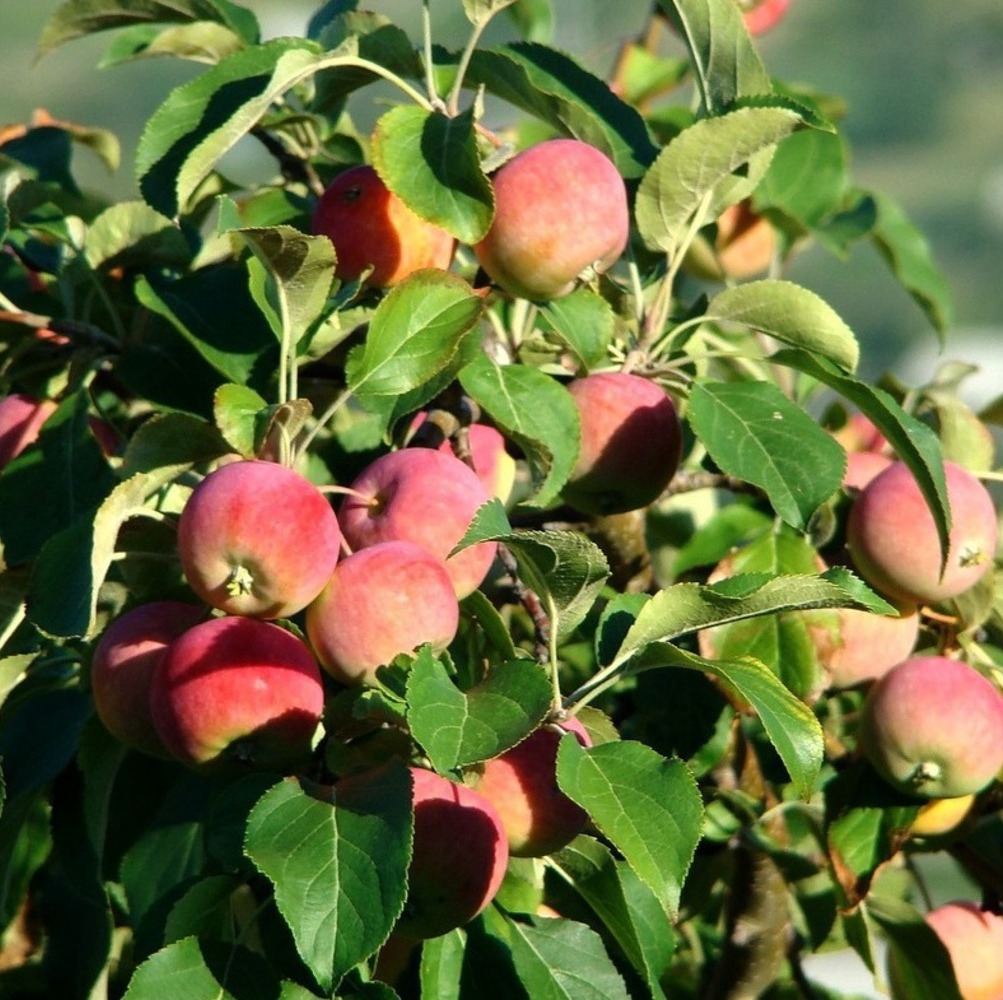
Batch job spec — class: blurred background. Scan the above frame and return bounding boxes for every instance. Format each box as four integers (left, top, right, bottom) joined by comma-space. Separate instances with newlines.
3, 0, 1003, 404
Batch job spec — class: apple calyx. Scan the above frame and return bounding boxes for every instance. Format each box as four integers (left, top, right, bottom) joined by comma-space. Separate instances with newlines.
226, 565, 256, 598
959, 544, 988, 568
910, 760, 944, 788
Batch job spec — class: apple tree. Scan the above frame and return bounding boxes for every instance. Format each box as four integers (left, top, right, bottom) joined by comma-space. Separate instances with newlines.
1, 1, 1002, 998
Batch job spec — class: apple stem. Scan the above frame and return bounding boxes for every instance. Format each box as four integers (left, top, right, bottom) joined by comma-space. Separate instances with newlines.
318, 484, 378, 507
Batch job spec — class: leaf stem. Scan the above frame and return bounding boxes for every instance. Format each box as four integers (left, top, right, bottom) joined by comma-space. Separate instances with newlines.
447, 17, 491, 117
421, 0, 446, 111
294, 386, 352, 461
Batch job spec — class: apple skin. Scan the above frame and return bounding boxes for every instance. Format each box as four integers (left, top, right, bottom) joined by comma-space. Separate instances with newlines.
177, 459, 342, 619
842, 450, 893, 491
561, 372, 682, 516
0, 394, 57, 471
858, 656, 1003, 799
821, 603, 920, 690
473, 718, 592, 858
847, 460, 998, 604
686, 200, 777, 281
337, 766, 508, 940
90, 601, 205, 757
740, 0, 792, 35
312, 164, 455, 288
474, 139, 629, 301
150, 615, 324, 774
832, 412, 889, 454
908, 794, 975, 841
889, 901, 1003, 1000
338, 448, 497, 599
305, 540, 460, 686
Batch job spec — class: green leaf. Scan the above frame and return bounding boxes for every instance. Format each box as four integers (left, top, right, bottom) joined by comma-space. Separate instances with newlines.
539, 288, 615, 371
39, 0, 259, 58
687, 380, 847, 529
706, 279, 859, 373
459, 353, 580, 508
506, 915, 631, 1000
98, 21, 245, 67
870, 191, 953, 338
84, 201, 193, 271
654, 0, 771, 115
556, 739, 702, 916
346, 270, 483, 402
505, 0, 553, 42
406, 651, 552, 771
552, 837, 674, 998
420, 929, 465, 1000
120, 412, 230, 490
635, 644, 824, 798
244, 769, 412, 993
465, 43, 658, 179
453, 502, 610, 642
213, 383, 268, 458
463, 0, 518, 25
636, 104, 814, 258
372, 106, 493, 245
0, 654, 35, 712
770, 349, 950, 567
235, 226, 337, 350
163, 875, 240, 944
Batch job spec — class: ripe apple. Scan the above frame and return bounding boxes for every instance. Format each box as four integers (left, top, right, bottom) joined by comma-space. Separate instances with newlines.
150, 615, 324, 774
338, 448, 497, 599
336, 765, 508, 940
311, 164, 455, 288
822, 603, 920, 690
831, 412, 889, 454
561, 372, 682, 516
889, 901, 1003, 1000
0, 394, 57, 471
908, 794, 975, 841
686, 200, 777, 281
847, 460, 998, 604
177, 459, 342, 619
90, 601, 205, 757
842, 450, 894, 491
473, 718, 591, 858
739, 0, 792, 35
858, 656, 1003, 799
474, 138, 629, 301
305, 540, 460, 686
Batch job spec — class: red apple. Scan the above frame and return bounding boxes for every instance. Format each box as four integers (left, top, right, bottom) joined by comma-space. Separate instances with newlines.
740, 0, 792, 35
847, 460, 998, 604
0, 394, 57, 471
843, 450, 894, 491
150, 615, 324, 774
305, 540, 460, 685
338, 448, 497, 599
561, 372, 682, 516
312, 164, 455, 288
889, 901, 1003, 1000
473, 718, 591, 857
822, 603, 920, 690
474, 139, 629, 301
90, 601, 205, 757
859, 656, 1003, 799
177, 459, 342, 619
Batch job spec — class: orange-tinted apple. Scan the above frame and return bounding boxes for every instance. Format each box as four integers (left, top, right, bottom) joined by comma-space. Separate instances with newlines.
474, 139, 629, 301
312, 164, 454, 288
177, 460, 342, 619
150, 615, 324, 774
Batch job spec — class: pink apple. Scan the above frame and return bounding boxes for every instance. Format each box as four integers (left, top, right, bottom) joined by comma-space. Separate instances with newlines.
561, 372, 682, 515
338, 448, 497, 599
831, 412, 889, 454
0, 394, 57, 471
312, 164, 455, 288
740, 0, 792, 35
473, 718, 592, 857
859, 656, 1003, 799
177, 459, 342, 619
822, 603, 920, 690
90, 601, 205, 757
843, 450, 894, 491
847, 460, 998, 604
150, 615, 324, 774
305, 540, 460, 685
474, 139, 629, 301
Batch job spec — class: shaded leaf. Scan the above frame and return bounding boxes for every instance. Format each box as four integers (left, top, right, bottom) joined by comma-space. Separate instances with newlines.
84, 201, 192, 271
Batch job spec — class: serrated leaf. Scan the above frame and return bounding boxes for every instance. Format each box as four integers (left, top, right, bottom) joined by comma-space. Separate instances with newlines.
236, 226, 337, 349
556, 739, 702, 916
634, 643, 824, 797
459, 353, 580, 508
552, 837, 673, 998
506, 915, 631, 1000
465, 43, 658, 179
870, 191, 953, 338
635, 105, 811, 258
706, 279, 859, 373
688, 380, 847, 529
770, 349, 950, 568
120, 412, 230, 490
406, 651, 552, 771
99, 21, 245, 67
84, 200, 192, 271
539, 288, 615, 371
346, 270, 482, 403
372, 106, 493, 245
39, 0, 259, 58
244, 769, 412, 992
213, 383, 268, 458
